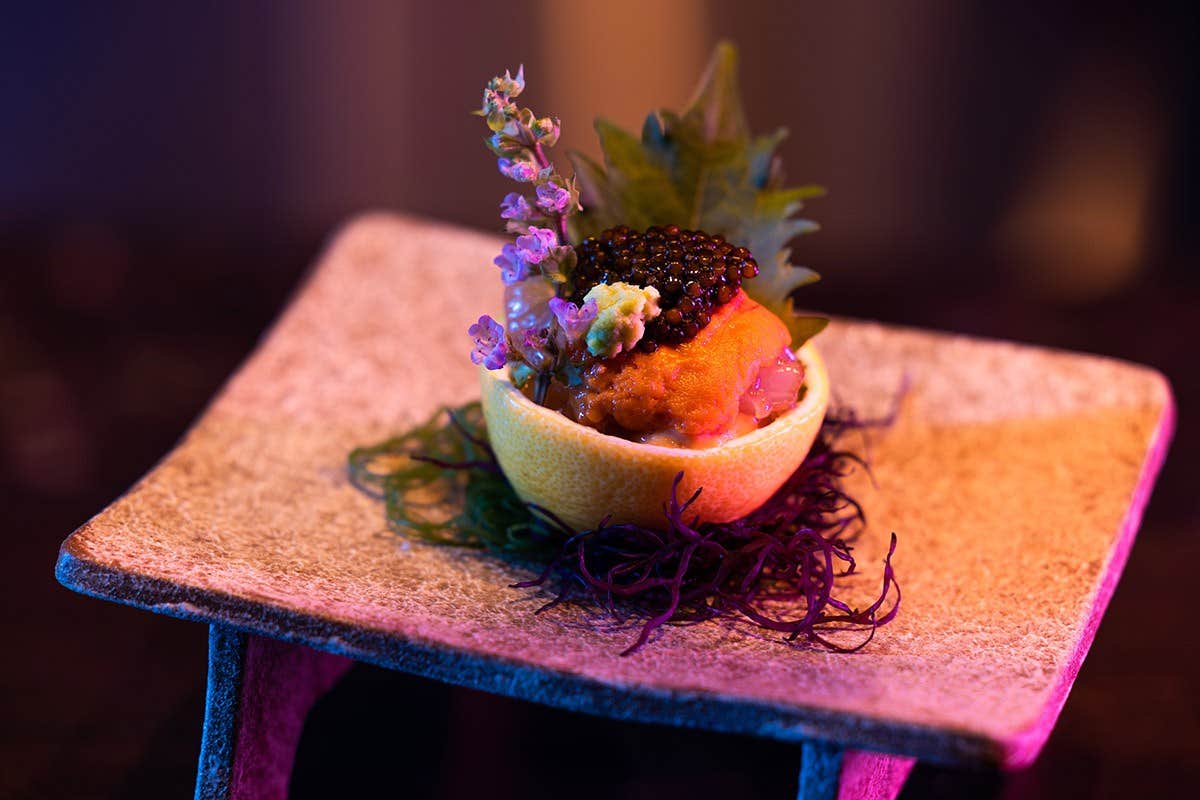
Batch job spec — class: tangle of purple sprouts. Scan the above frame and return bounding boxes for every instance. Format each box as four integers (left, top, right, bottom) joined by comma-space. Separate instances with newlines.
512, 413, 900, 655
350, 394, 904, 656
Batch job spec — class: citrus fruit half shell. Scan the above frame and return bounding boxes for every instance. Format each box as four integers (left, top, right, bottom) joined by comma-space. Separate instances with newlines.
479, 342, 830, 530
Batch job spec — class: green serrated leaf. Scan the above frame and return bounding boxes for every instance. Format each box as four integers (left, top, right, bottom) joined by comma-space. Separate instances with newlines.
567, 151, 619, 239
641, 112, 669, 153
762, 296, 829, 349
786, 313, 830, 347
593, 118, 687, 230
747, 129, 788, 187
567, 41, 826, 344
682, 40, 749, 144
791, 184, 828, 200
742, 249, 820, 316
666, 123, 747, 229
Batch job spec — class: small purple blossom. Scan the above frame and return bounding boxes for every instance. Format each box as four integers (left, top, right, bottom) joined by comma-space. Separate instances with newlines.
499, 192, 533, 221
522, 326, 550, 351
468, 315, 507, 370
515, 226, 558, 264
498, 158, 538, 183
548, 297, 598, 342
536, 182, 571, 215
492, 243, 530, 285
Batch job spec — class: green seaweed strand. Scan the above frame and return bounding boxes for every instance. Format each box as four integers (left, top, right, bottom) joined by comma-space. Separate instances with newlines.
348, 402, 556, 553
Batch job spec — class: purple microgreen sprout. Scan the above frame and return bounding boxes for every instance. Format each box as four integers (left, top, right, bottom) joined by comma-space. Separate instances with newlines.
515, 413, 900, 655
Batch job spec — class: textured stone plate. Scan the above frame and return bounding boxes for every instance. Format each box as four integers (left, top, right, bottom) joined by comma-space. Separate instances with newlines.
56, 214, 1173, 769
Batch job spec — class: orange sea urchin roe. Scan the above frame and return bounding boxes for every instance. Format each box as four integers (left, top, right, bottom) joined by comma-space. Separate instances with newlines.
569, 290, 792, 441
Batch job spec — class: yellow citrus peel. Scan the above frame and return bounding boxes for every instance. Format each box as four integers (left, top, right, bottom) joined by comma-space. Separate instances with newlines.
479, 342, 829, 530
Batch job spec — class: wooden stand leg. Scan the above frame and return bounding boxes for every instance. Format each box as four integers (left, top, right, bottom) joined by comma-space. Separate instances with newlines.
798, 741, 916, 800
194, 625, 352, 800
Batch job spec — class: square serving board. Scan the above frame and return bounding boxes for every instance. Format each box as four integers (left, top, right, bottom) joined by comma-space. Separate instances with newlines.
57, 214, 1173, 768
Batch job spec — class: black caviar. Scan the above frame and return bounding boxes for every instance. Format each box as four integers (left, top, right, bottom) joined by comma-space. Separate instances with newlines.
570, 224, 759, 351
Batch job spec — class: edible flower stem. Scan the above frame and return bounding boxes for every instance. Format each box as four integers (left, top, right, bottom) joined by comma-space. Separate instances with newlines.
533, 141, 570, 245
470, 65, 584, 398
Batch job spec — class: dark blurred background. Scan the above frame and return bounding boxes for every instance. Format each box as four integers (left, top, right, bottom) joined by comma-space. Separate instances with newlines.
3, 2, 1197, 798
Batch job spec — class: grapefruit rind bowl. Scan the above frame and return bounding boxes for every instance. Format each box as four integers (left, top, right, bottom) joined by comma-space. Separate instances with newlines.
479, 342, 830, 530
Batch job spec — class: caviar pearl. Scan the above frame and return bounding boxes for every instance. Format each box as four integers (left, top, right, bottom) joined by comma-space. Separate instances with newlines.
571, 225, 759, 347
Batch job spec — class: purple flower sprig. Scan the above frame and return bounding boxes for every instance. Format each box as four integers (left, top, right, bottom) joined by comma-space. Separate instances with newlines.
467, 310, 562, 378
477, 66, 581, 247
471, 66, 589, 404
